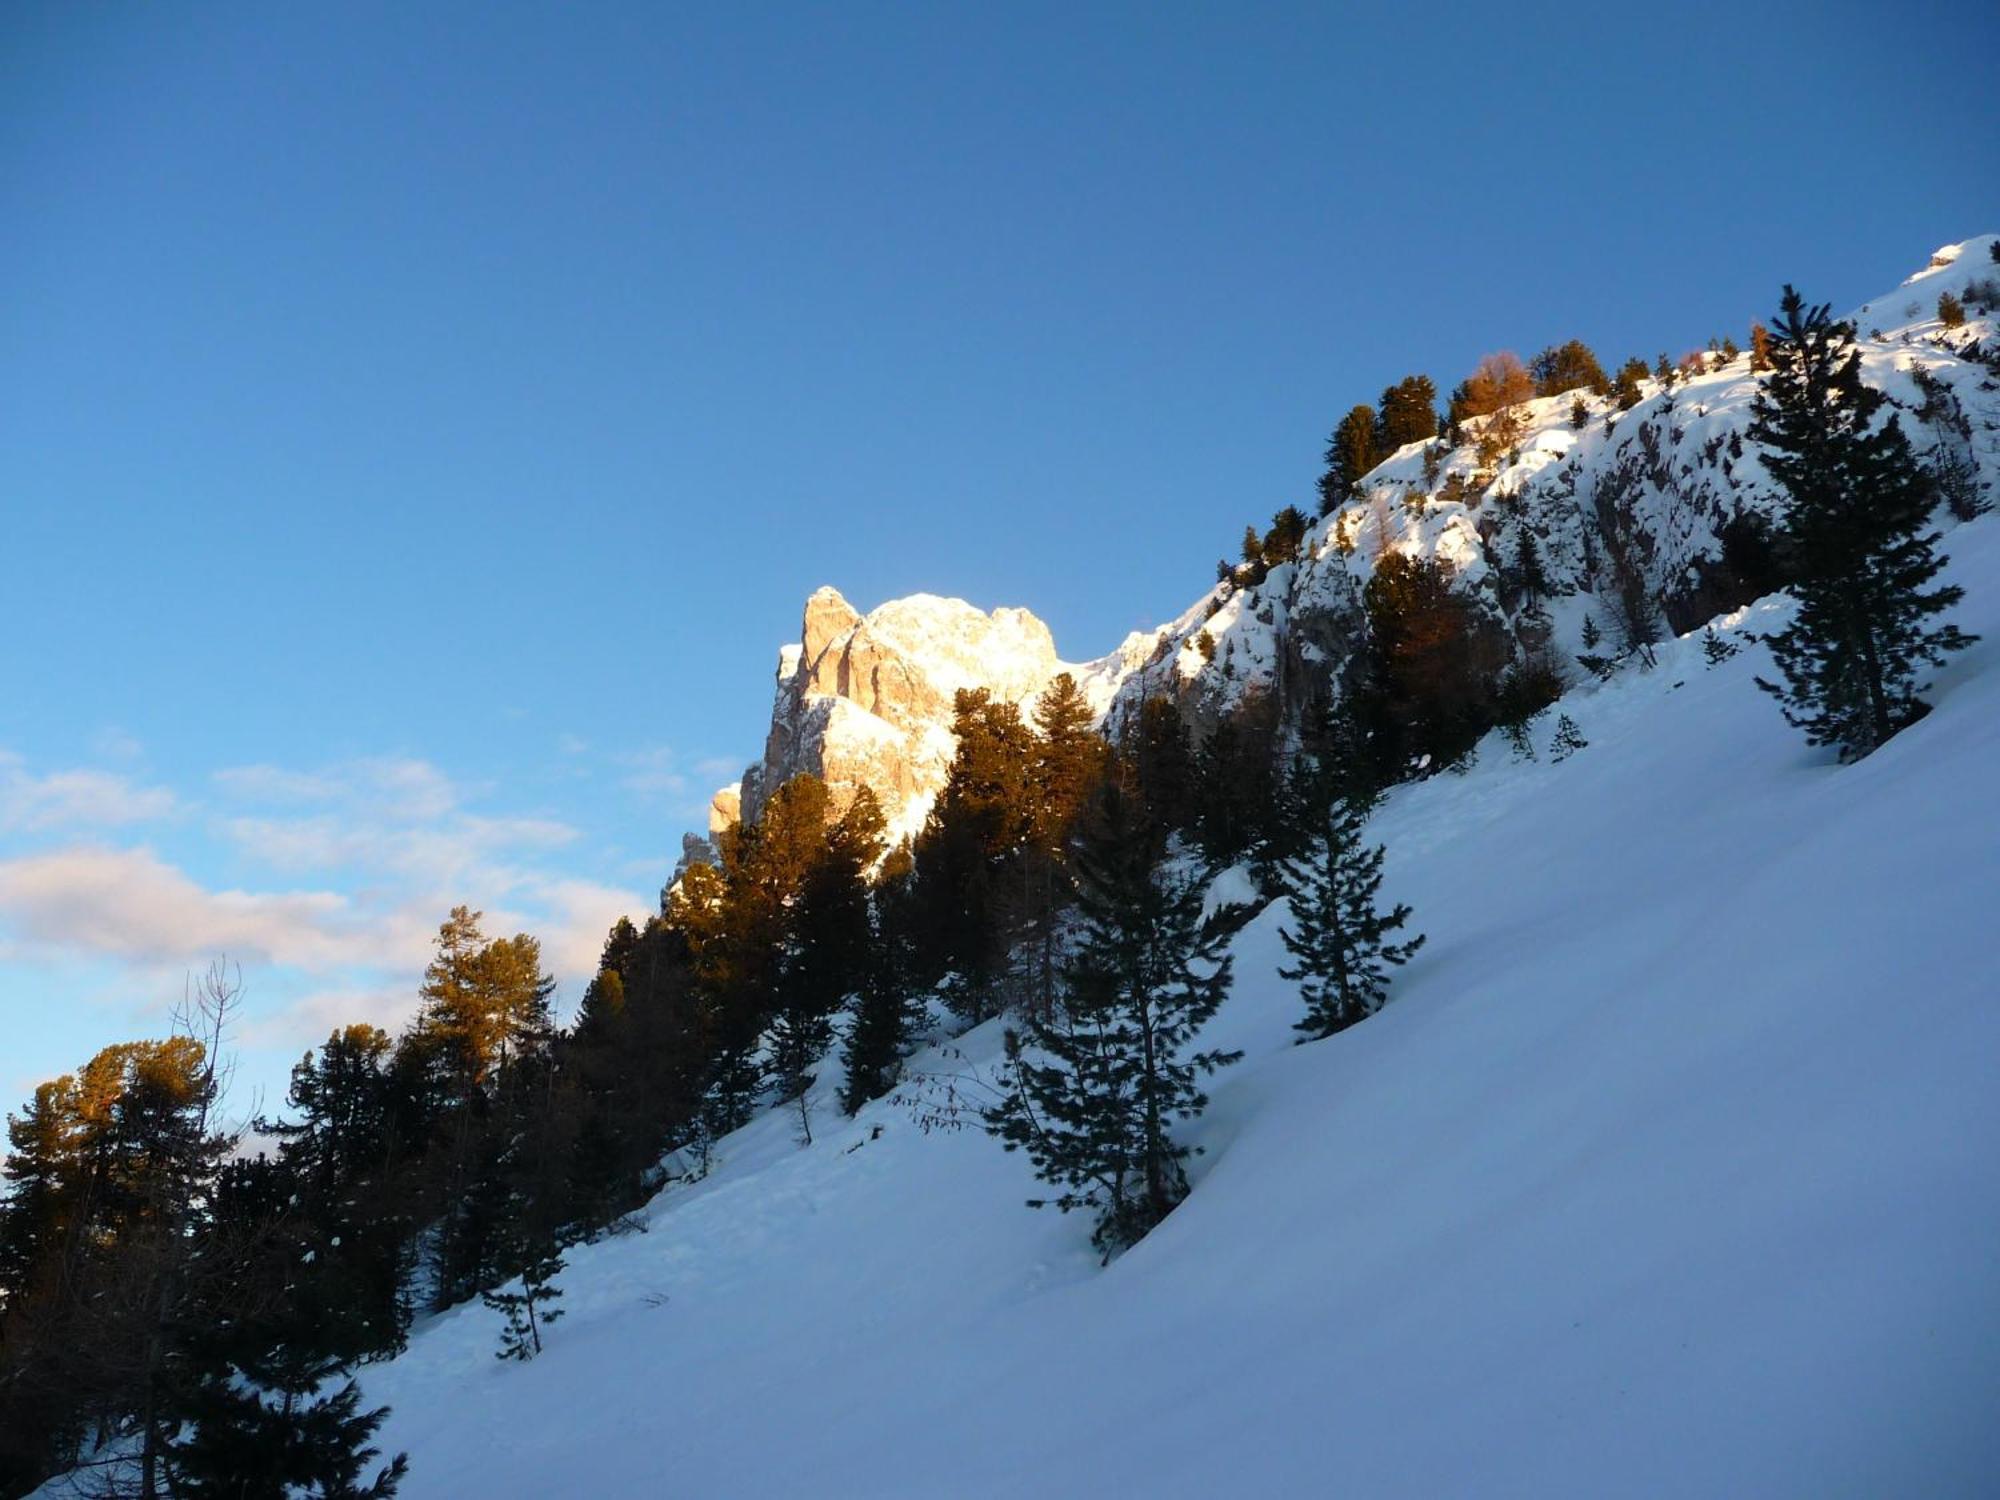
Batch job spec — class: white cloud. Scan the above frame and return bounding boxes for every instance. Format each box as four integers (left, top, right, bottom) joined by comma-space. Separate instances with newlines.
0, 749, 656, 1082
512, 875, 652, 976
88, 728, 146, 764
221, 812, 577, 881
237, 983, 420, 1051
616, 745, 690, 802
0, 752, 178, 833
214, 756, 463, 821
0, 845, 369, 971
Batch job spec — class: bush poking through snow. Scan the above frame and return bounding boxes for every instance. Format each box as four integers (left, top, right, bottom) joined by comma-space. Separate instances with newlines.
1549, 715, 1588, 761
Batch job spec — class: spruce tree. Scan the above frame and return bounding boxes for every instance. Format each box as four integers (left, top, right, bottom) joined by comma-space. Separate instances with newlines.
1612, 357, 1648, 409
1530, 339, 1609, 397
840, 863, 927, 1115
770, 790, 884, 1138
1515, 527, 1550, 607
1749, 286, 1974, 761
983, 786, 1245, 1260
257, 1025, 411, 1364
910, 690, 1038, 1024
477, 1128, 567, 1362
1376, 375, 1440, 451
1320, 405, 1380, 513
482, 1242, 565, 1361
1017, 673, 1110, 1016
1277, 797, 1424, 1041
1130, 696, 1199, 834
170, 1347, 408, 1498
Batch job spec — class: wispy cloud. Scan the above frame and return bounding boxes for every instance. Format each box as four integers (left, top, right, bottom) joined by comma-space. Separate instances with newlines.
221, 812, 578, 881
214, 756, 463, 822
615, 745, 690, 802
0, 752, 178, 833
0, 750, 657, 1084
88, 728, 146, 764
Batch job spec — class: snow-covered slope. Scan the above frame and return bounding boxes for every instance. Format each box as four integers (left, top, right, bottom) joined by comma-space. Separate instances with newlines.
354, 512, 2000, 1494
1104, 236, 2000, 739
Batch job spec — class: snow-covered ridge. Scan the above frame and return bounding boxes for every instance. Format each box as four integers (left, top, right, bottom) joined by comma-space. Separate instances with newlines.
1099, 234, 2000, 736
1851, 234, 2000, 329
698, 236, 1999, 849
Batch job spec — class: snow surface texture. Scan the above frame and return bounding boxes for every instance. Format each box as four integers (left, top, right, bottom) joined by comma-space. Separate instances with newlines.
339, 513, 2000, 1495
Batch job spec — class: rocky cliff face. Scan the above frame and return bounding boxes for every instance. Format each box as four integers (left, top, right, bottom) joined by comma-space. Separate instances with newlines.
710, 587, 1090, 851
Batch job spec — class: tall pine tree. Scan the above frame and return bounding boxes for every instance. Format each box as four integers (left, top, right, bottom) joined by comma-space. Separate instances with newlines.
1320, 405, 1381, 514
1277, 796, 1425, 1040
840, 855, 927, 1115
1750, 286, 1974, 760
983, 785, 1245, 1260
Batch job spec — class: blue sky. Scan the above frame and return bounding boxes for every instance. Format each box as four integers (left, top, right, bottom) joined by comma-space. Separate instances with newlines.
2, 0, 1993, 1118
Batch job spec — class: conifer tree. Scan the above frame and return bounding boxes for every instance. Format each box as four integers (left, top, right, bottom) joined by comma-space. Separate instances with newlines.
1376, 375, 1439, 451
1277, 797, 1424, 1041
1192, 710, 1278, 865
482, 1239, 565, 1362
1027, 673, 1109, 855
1321, 405, 1380, 513
911, 691, 1038, 1024
257, 1025, 410, 1364
1749, 286, 1974, 761
0, 1019, 238, 1491
1240, 524, 1265, 573
1515, 527, 1550, 608
1016, 673, 1110, 1017
1549, 714, 1587, 760
1262, 505, 1311, 567
403, 909, 556, 1105
770, 789, 885, 1137
1129, 696, 1199, 834
1363, 552, 1497, 770
1612, 357, 1648, 409
1530, 339, 1609, 397
572, 964, 627, 1045
170, 1338, 409, 1498
840, 860, 927, 1115
983, 786, 1245, 1259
